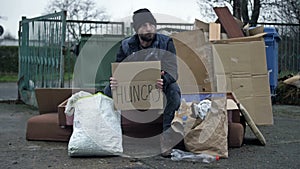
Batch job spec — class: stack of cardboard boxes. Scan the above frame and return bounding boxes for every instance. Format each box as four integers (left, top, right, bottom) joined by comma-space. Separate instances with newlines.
172, 8, 273, 126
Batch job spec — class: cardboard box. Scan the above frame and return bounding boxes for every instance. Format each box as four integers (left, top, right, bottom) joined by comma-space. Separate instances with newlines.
215, 73, 232, 92
252, 74, 271, 96
111, 61, 163, 110
215, 73, 273, 125
213, 41, 268, 75
231, 74, 253, 98
58, 99, 74, 126
213, 44, 251, 74
216, 73, 270, 97
212, 33, 272, 125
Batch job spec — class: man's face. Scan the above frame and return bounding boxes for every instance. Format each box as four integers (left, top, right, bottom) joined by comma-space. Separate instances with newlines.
137, 22, 156, 42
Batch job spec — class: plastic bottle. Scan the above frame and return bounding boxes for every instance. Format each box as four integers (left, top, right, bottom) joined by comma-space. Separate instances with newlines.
181, 115, 188, 135
171, 149, 219, 163
182, 115, 188, 128
177, 98, 186, 115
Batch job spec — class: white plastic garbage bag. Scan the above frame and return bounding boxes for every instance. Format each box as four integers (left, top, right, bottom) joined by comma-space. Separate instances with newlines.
65, 91, 92, 116
68, 92, 123, 156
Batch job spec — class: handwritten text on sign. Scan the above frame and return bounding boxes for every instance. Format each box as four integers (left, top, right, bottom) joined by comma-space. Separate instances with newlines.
113, 81, 162, 110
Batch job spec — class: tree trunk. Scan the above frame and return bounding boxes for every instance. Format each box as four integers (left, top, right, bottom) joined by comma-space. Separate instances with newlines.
250, 0, 261, 26
241, 0, 249, 23
233, 0, 242, 20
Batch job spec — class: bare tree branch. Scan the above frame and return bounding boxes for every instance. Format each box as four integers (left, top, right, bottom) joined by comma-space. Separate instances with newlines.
45, 0, 109, 42
261, 0, 299, 24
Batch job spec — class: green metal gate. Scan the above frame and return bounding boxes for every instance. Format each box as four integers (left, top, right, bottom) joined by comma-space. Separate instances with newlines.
18, 11, 126, 106
18, 11, 66, 105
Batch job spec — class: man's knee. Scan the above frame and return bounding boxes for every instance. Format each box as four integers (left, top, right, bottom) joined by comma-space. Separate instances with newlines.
103, 85, 112, 98
165, 83, 181, 110
169, 90, 181, 109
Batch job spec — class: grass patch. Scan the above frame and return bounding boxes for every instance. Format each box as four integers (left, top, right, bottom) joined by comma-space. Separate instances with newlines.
0, 74, 18, 82
0, 73, 73, 83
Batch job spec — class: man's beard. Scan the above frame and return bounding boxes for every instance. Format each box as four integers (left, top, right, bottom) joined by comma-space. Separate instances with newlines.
139, 33, 155, 42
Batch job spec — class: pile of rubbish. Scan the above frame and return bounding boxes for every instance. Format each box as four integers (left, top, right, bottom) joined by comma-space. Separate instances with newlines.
275, 74, 300, 105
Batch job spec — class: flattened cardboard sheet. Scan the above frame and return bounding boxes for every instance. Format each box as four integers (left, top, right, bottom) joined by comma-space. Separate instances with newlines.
112, 61, 163, 110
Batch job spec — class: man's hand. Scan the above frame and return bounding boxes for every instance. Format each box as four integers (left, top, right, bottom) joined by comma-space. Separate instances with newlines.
110, 77, 118, 89
156, 71, 164, 90
156, 79, 163, 90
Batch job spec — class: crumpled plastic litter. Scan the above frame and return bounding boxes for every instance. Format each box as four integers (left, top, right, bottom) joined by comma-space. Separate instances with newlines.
193, 99, 212, 120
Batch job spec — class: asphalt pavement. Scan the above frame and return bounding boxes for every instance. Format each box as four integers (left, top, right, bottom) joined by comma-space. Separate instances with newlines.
0, 82, 18, 101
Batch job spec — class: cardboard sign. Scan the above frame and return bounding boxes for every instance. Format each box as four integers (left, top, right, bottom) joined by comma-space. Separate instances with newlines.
112, 61, 163, 110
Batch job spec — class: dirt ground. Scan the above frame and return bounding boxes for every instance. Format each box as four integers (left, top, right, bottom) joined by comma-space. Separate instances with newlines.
0, 102, 300, 169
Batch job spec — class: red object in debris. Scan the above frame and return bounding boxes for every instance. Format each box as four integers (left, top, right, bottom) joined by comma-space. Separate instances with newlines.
213, 7, 244, 38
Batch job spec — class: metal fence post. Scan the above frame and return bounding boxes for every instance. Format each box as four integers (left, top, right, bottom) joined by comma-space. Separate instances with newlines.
59, 11, 67, 88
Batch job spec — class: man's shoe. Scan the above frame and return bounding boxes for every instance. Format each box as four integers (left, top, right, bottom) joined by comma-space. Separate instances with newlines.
160, 132, 174, 158
160, 128, 184, 158
161, 149, 172, 158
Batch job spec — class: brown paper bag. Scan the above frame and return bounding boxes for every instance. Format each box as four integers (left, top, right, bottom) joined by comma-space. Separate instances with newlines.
171, 100, 201, 136
172, 97, 228, 158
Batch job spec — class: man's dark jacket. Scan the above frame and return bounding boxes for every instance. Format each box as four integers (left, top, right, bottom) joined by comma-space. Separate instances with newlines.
104, 33, 180, 97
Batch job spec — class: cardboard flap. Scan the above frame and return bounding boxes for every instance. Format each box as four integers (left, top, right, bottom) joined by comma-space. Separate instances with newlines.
194, 18, 209, 32
227, 99, 239, 110
212, 33, 267, 44
248, 26, 264, 36
171, 30, 213, 93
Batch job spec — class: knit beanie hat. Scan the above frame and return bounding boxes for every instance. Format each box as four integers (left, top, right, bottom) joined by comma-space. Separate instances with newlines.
132, 8, 157, 32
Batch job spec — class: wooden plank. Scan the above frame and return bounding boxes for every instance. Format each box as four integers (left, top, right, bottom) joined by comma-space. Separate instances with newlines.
209, 23, 221, 41
213, 7, 244, 38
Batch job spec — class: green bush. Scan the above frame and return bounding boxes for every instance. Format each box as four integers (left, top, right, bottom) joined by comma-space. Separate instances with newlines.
0, 73, 18, 82
0, 46, 19, 73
